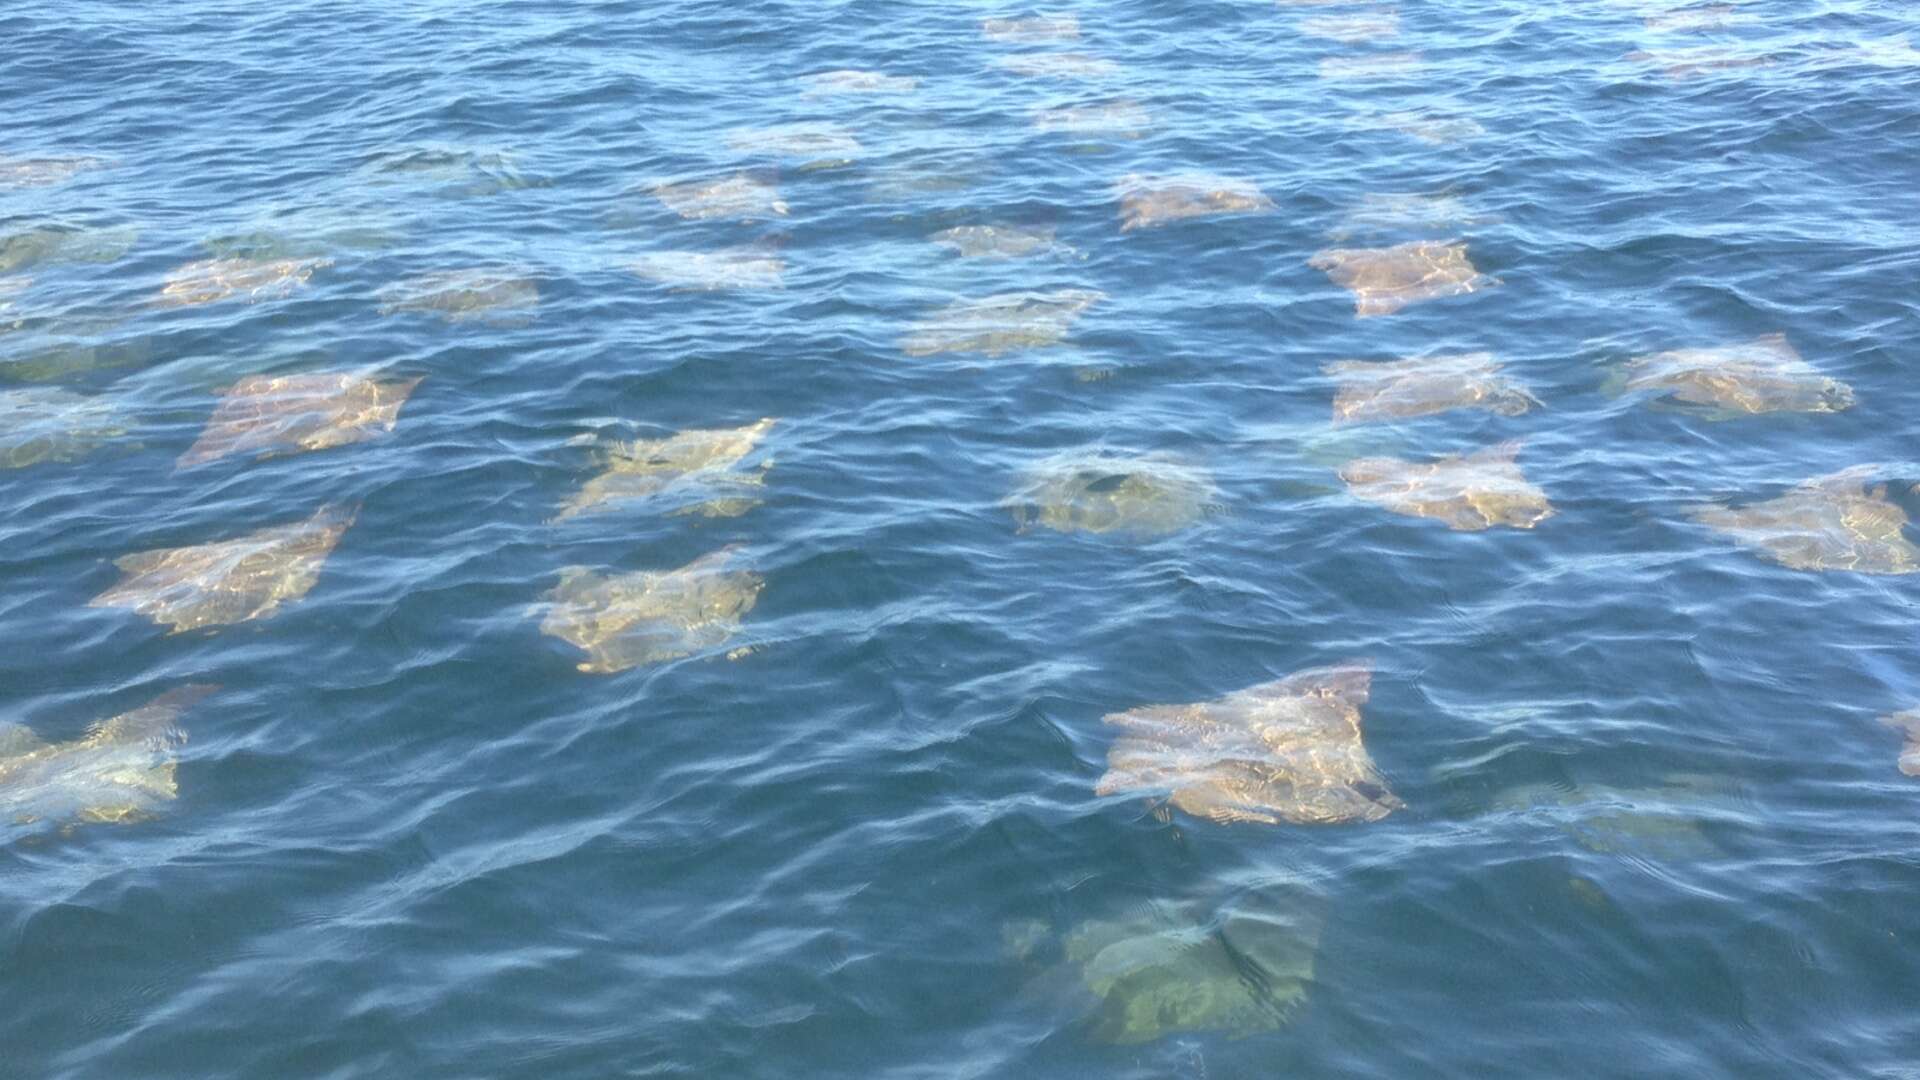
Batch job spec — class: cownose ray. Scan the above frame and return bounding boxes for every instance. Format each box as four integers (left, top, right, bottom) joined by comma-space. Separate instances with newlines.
1115, 174, 1275, 232
0, 387, 126, 469
176, 370, 422, 468
1625, 46, 1772, 79
1690, 465, 1920, 574
377, 269, 539, 325
1339, 441, 1554, 531
1299, 11, 1401, 42
628, 249, 784, 291
553, 417, 777, 522
1331, 192, 1491, 240
90, 503, 357, 633
1, 685, 214, 836
1369, 110, 1486, 146
1327, 351, 1539, 424
155, 255, 330, 309
1011, 887, 1324, 1045
724, 123, 861, 163
1309, 239, 1494, 316
1319, 51, 1426, 80
1033, 101, 1151, 137
0, 223, 138, 275
1879, 709, 1920, 777
901, 288, 1103, 357
1623, 333, 1853, 415
802, 69, 919, 94
1008, 451, 1217, 537
652, 172, 790, 221
1644, 4, 1750, 32
981, 13, 1080, 42
0, 154, 105, 189
1096, 663, 1403, 826
540, 546, 764, 673
996, 53, 1121, 79
929, 225, 1071, 259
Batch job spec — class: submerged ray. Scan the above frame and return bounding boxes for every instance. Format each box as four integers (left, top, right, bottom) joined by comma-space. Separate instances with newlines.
177, 370, 422, 468
996, 53, 1121, 79
555, 417, 776, 521
1299, 11, 1401, 42
1644, 4, 1749, 32
0, 155, 105, 189
1626, 46, 1771, 79
377, 269, 539, 325
982, 14, 1080, 42
1332, 192, 1490, 239
1368, 110, 1487, 145
629, 248, 784, 291
1032, 101, 1150, 137
1340, 441, 1553, 530
0, 685, 214, 836
1309, 240, 1494, 316
89, 504, 356, 633
1009, 451, 1216, 537
725, 123, 862, 163
803, 69, 918, 94
156, 256, 329, 309
1487, 775, 1740, 858
1319, 51, 1425, 80
901, 288, 1102, 357
0, 224, 138, 275
1691, 465, 1919, 574
1116, 173, 1274, 231
1879, 710, 1920, 777
1327, 352, 1538, 423
1623, 333, 1851, 415
0, 387, 125, 468
652, 172, 790, 221
1037, 888, 1324, 1044
362, 146, 539, 196
540, 547, 763, 673
929, 225, 1068, 259
1097, 663, 1401, 825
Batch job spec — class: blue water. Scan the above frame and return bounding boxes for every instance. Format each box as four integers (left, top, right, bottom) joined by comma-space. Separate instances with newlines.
5, 0, 1920, 1075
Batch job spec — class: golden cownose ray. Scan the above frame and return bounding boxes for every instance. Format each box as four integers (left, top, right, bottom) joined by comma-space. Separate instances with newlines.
1096, 663, 1402, 826
652, 173, 790, 221
1319, 52, 1426, 81
1644, 4, 1749, 32
1299, 11, 1401, 42
1690, 465, 1920, 575
1115, 173, 1275, 231
1032, 101, 1151, 137
725, 123, 861, 163
0, 223, 138, 274
628, 249, 784, 291
1008, 451, 1217, 537
540, 547, 763, 673
1010, 888, 1324, 1045
1, 685, 214, 837
995, 53, 1120, 79
1339, 441, 1554, 531
802, 70, 919, 95
554, 417, 776, 522
929, 225, 1069, 259
1626, 47, 1771, 80
0, 387, 125, 469
981, 14, 1080, 42
155, 255, 330, 308
1309, 240, 1494, 316
0, 154, 105, 189
90, 504, 357, 633
176, 370, 422, 468
1332, 191, 1489, 239
900, 288, 1102, 357
1368, 110, 1486, 146
377, 269, 539, 325
1623, 333, 1853, 415
1326, 351, 1539, 423
1879, 710, 1920, 777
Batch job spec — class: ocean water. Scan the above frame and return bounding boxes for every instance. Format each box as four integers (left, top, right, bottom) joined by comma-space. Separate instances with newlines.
4, 0, 1920, 1076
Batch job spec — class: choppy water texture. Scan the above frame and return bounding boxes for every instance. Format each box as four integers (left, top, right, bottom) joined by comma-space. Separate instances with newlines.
4, 1, 1920, 1076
